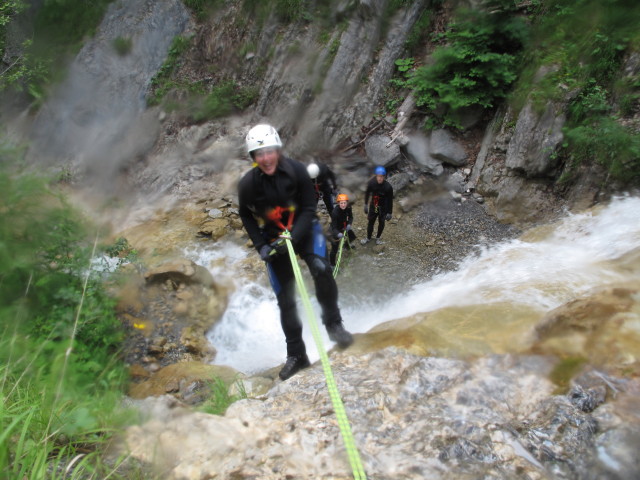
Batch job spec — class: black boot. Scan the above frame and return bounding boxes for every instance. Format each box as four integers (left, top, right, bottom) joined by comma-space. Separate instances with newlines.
279, 354, 311, 381
326, 322, 354, 348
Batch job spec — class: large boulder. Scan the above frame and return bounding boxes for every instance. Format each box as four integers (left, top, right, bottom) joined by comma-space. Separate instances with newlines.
429, 129, 468, 167
403, 133, 444, 176
387, 172, 411, 194
530, 282, 640, 376
364, 134, 401, 167
506, 99, 566, 177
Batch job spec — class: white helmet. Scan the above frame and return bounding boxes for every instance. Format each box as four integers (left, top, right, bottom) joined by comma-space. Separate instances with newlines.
245, 124, 282, 153
307, 163, 320, 179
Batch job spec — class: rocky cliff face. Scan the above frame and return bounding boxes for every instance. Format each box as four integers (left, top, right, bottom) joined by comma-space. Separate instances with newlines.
11, 0, 637, 227
133, 0, 637, 227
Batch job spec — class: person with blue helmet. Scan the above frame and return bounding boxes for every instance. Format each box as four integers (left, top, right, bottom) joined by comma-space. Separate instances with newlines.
361, 165, 394, 245
238, 124, 354, 381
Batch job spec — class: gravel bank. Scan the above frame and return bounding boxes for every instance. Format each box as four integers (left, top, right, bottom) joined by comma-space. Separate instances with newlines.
335, 192, 521, 301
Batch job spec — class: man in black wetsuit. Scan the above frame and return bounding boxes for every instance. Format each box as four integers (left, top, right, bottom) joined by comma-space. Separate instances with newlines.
361, 166, 394, 245
237, 124, 354, 381
307, 162, 338, 213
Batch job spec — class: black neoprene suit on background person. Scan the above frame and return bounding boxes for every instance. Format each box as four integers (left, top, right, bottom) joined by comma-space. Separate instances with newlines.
313, 163, 338, 213
329, 204, 356, 265
238, 156, 343, 358
364, 176, 394, 240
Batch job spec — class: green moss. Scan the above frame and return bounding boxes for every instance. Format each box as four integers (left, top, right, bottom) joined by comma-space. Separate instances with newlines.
190, 81, 260, 122
563, 116, 640, 184
146, 35, 194, 106
184, 0, 225, 21
112, 36, 133, 56
549, 356, 586, 393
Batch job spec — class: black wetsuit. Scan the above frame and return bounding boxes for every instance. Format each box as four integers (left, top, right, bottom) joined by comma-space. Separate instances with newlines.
329, 204, 356, 265
364, 177, 394, 240
238, 156, 343, 357
312, 163, 338, 213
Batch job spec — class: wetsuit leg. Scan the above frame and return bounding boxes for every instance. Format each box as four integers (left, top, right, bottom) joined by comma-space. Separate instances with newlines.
366, 208, 376, 239
329, 240, 338, 265
376, 210, 386, 238
321, 186, 334, 212
267, 255, 306, 357
297, 224, 342, 326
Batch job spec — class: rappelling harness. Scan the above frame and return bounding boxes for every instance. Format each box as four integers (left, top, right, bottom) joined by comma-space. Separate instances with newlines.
370, 194, 379, 214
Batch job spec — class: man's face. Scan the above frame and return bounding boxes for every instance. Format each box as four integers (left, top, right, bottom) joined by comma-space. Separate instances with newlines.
253, 147, 280, 175
376, 174, 385, 184
339, 200, 348, 209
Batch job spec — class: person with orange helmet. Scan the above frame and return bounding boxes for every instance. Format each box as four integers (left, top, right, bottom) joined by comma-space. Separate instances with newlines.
329, 193, 356, 267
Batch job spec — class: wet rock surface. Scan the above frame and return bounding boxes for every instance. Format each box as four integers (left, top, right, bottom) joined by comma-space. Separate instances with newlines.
119, 348, 640, 480
114, 257, 232, 401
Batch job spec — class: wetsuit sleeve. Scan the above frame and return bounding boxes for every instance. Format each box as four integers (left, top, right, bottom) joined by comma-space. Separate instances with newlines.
386, 182, 394, 215
347, 206, 353, 225
238, 173, 267, 251
329, 207, 341, 236
364, 179, 372, 206
289, 159, 317, 244
327, 166, 338, 190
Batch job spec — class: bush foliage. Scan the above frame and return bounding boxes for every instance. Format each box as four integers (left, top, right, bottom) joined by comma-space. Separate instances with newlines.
0, 0, 114, 99
393, 0, 639, 183
0, 154, 131, 478
406, 0, 529, 128
526, 0, 640, 183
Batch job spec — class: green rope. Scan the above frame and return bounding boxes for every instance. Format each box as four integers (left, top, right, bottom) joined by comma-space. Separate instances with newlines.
332, 235, 346, 278
280, 231, 367, 480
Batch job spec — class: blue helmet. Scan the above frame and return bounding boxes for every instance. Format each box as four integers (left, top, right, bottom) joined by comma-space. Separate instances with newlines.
374, 166, 387, 176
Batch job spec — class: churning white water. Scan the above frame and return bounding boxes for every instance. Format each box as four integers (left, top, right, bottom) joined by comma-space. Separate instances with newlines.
184, 195, 640, 374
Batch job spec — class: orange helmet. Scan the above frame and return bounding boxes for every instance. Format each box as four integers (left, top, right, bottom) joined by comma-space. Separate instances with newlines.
336, 193, 349, 202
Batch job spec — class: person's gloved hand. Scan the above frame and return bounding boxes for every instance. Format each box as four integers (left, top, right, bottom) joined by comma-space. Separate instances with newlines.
385, 213, 392, 221
336, 233, 343, 239
345, 224, 352, 231
259, 245, 274, 262
364, 205, 369, 215
271, 238, 288, 256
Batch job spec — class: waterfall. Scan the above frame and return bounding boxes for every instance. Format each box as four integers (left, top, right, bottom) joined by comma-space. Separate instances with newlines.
184, 195, 640, 375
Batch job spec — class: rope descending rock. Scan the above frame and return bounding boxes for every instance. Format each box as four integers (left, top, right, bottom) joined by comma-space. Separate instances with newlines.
281, 231, 366, 480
